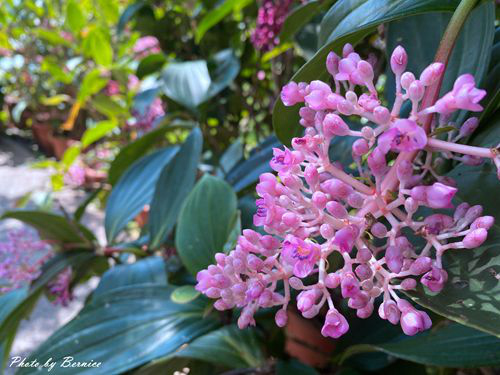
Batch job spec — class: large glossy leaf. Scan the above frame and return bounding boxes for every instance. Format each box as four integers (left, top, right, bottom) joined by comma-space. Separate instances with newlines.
173, 325, 264, 368
161, 49, 239, 110
105, 147, 179, 242
176, 175, 238, 275
408, 114, 500, 336
17, 286, 218, 375
1, 210, 95, 244
107, 116, 186, 185
136, 53, 167, 79
385, 2, 494, 106
279, 0, 332, 43
93, 256, 167, 299
273, 0, 462, 144
341, 324, 500, 367
225, 135, 281, 192
148, 128, 203, 249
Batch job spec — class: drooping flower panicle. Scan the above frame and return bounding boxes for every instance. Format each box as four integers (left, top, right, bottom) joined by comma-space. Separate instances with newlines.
196, 44, 498, 338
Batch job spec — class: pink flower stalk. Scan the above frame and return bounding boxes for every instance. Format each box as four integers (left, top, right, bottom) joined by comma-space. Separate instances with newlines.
251, 0, 293, 52
133, 36, 161, 59
196, 44, 498, 339
131, 98, 165, 132
0, 229, 52, 293
47, 267, 73, 306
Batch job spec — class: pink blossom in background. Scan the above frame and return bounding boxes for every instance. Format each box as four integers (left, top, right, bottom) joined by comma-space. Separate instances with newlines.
133, 36, 161, 58
127, 74, 140, 91
132, 97, 165, 132
196, 44, 499, 339
251, 0, 293, 52
0, 229, 52, 293
64, 163, 86, 186
105, 80, 120, 96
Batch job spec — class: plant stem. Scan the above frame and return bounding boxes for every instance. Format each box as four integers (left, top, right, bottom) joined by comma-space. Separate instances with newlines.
427, 138, 495, 158
381, 0, 479, 194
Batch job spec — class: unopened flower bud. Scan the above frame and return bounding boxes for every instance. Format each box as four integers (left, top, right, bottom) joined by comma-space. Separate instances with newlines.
373, 106, 390, 124
471, 216, 495, 230
401, 278, 417, 290
400, 72, 415, 90
371, 222, 387, 238
390, 45, 408, 75
326, 51, 340, 76
326, 201, 348, 219
312, 191, 328, 209
325, 272, 341, 288
419, 63, 444, 86
323, 113, 350, 137
352, 138, 369, 156
408, 80, 425, 101
275, 309, 288, 327
463, 228, 488, 248
458, 117, 479, 138
320, 223, 335, 239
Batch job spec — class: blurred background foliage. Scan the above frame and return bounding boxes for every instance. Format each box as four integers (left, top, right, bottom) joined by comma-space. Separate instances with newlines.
0, 0, 499, 374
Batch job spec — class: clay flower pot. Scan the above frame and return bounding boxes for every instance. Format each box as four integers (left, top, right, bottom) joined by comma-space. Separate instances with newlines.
284, 310, 336, 368
31, 123, 54, 155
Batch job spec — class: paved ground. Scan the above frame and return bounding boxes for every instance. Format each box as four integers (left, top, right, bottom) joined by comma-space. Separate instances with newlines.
0, 135, 103, 373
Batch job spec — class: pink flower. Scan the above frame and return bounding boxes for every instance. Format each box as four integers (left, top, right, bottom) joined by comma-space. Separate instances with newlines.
421, 266, 448, 293
133, 36, 161, 58
48, 268, 73, 306
269, 147, 303, 173
127, 75, 140, 91
390, 46, 408, 75
434, 74, 486, 114
251, 0, 293, 52
105, 80, 120, 96
132, 98, 165, 132
411, 182, 457, 209
64, 164, 86, 186
282, 236, 320, 278
321, 309, 349, 338
400, 308, 432, 336
332, 225, 359, 253
281, 82, 305, 106
378, 119, 427, 154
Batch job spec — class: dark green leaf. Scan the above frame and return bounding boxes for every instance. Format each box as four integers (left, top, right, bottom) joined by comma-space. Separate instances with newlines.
225, 135, 280, 192
174, 325, 264, 368
409, 116, 500, 336
385, 2, 495, 108
162, 49, 239, 110
342, 324, 500, 368
148, 128, 203, 249
136, 53, 167, 79
176, 174, 238, 275
117, 1, 146, 34
17, 284, 219, 375
93, 256, 167, 299
276, 359, 319, 375
279, 0, 332, 43
273, 0, 463, 144
107, 117, 183, 185
1, 210, 95, 244
105, 147, 180, 242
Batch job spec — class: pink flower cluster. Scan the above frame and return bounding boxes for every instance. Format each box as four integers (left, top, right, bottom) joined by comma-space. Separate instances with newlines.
0, 229, 51, 293
196, 44, 499, 338
133, 36, 161, 59
131, 97, 165, 132
251, 0, 293, 52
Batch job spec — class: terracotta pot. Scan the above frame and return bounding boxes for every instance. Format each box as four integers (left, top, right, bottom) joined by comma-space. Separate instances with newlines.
84, 167, 107, 185
284, 310, 336, 368
31, 123, 54, 155
51, 136, 73, 160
